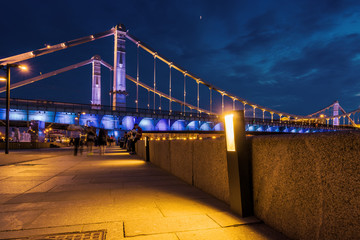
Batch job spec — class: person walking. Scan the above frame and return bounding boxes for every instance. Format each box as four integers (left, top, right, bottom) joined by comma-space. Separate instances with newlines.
73, 130, 81, 156
86, 127, 96, 155
98, 128, 107, 155
130, 123, 142, 155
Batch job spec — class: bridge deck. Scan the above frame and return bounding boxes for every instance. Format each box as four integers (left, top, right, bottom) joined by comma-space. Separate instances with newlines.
0, 147, 287, 239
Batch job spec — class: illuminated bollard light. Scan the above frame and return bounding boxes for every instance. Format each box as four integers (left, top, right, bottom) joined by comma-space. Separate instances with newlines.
224, 110, 253, 217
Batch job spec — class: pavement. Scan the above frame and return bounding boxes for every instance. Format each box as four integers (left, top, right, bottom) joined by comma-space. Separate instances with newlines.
0, 147, 289, 240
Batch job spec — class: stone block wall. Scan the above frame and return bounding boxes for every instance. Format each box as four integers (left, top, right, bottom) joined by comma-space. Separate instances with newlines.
251, 131, 360, 240
136, 132, 360, 240
136, 138, 230, 203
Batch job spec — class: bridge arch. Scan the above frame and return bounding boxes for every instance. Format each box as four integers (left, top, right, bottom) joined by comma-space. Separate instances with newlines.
155, 119, 170, 131
139, 118, 155, 131
200, 122, 212, 131
122, 116, 135, 130
79, 114, 100, 128
171, 120, 186, 131
186, 121, 200, 131
214, 122, 224, 131
55, 112, 76, 124
100, 115, 119, 130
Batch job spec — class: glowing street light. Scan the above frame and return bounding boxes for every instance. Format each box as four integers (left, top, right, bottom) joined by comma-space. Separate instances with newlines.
0, 64, 28, 154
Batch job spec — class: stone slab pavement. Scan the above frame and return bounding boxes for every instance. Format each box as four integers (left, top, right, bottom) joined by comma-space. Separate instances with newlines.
0, 147, 289, 240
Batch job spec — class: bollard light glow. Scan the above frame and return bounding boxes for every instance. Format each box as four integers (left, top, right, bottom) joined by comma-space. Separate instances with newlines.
225, 114, 236, 151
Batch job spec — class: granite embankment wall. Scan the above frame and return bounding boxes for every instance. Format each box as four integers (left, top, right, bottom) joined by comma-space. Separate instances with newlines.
137, 137, 230, 204
136, 132, 360, 240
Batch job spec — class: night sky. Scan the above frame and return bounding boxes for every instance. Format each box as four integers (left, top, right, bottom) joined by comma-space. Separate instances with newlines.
1, 0, 360, 116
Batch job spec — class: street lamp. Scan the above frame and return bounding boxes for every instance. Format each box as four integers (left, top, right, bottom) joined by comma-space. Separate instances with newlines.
0, 64, 28, 154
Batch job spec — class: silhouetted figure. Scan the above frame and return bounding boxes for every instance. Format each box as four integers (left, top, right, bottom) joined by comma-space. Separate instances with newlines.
130, 124, 142, 155
98, 128, 107, 155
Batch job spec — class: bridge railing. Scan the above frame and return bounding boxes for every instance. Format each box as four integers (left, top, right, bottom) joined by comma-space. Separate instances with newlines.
245, 117, 355, 130
0, 98, 219, 121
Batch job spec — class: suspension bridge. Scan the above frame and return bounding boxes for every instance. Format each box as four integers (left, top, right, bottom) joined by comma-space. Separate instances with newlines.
0, 23, 359, 136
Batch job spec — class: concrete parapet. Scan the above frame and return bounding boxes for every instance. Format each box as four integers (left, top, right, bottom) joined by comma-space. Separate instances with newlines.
136, 137, 229, 203
136, 131, 360, 240
251, 131, 360, 240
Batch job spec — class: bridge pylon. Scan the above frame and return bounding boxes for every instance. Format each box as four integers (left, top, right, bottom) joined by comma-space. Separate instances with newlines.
333, 101, 339, 126
91, 55, 101, 109
112, 24, 127, 110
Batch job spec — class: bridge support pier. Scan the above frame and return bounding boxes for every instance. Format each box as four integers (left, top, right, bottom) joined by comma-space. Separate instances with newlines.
112, 24, 127, 110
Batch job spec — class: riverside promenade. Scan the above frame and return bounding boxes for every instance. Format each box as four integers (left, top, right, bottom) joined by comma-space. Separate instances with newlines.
0, 147, 288, 240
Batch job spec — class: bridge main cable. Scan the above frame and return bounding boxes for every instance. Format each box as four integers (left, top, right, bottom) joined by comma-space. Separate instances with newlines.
0, 59, 93, 93
0, 29, 114, 66
126, 33, 304, 119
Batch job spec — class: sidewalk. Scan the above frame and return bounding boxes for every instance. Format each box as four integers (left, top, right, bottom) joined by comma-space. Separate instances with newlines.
0, 147, 289, 239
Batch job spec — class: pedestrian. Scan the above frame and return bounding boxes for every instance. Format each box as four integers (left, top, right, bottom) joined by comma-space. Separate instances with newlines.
73, 130, 81, 156
127, 128, 136, 152
98, 128, 107, 155
120, 131, 127, 149
79, 135, 85, 155
13, 128, 20, 142
130, 123, 142, 155
86, 127, 96, 155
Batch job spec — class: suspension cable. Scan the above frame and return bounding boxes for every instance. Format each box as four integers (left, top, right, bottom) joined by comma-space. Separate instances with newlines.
262, 110, 265, 122
197, 80, 200, 116
147, 89, 150, 110
209, 87, 212, 114
159, 95, 161, 110
221, 93, 224, 113
153, 53, 157, 113
244, 102, 247, 118
183, 72, 187, 115
253, 106, 256, 121
136, 42, 140, 112
169, 63, 172, 113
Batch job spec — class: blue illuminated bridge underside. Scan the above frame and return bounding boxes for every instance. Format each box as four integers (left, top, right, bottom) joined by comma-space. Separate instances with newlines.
0, 98, 345, 133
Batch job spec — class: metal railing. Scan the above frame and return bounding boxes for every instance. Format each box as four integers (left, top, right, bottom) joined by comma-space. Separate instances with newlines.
0, 98, 219, 121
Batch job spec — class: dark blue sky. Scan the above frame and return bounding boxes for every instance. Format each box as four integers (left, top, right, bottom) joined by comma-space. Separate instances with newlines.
1, 0, 360, 115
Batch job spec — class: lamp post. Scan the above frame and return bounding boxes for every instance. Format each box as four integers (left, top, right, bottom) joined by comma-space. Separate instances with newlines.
0, 64, 27, 154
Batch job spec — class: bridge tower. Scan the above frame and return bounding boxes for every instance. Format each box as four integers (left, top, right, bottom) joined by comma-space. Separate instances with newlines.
333, 101, 340, 126
91, 55, 101, 109
112, 24, 127, 110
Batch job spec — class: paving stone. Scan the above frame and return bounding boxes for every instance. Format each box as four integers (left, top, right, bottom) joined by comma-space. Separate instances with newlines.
124, 233, 179, 240
177, 224, 290, 240
124, 215, 219, 237
82, 222, 124, 239
208, 211, 261, 227
0, 210, 43, 231
0, 180, 43, 194
28, 205, 163, 228
0, 147, 289, 240
26, 176, 74, 193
